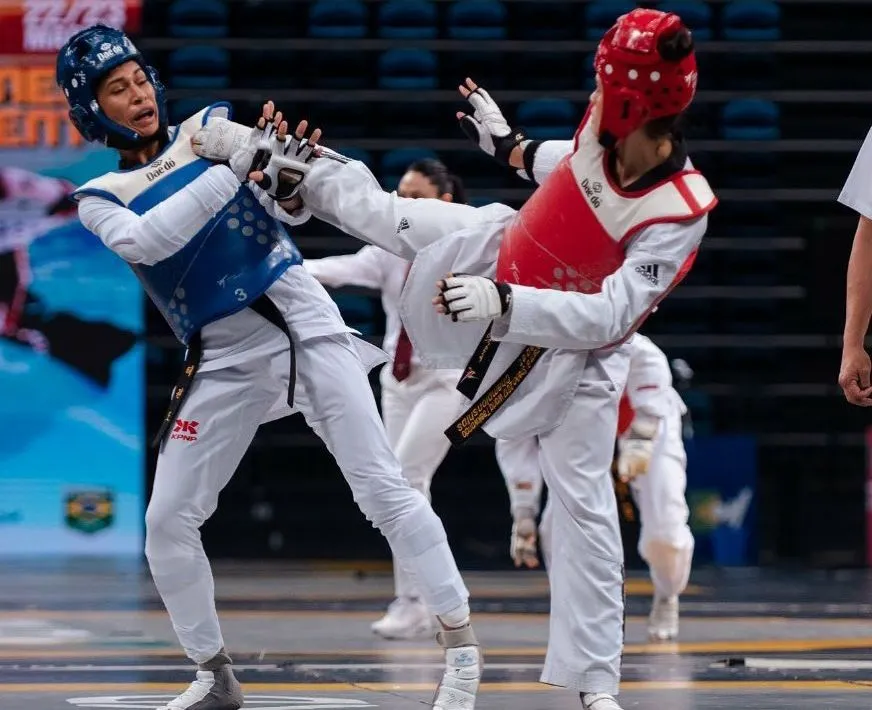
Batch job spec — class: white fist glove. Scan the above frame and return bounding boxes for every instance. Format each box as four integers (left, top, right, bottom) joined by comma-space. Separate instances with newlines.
435, 274, 512, 323
191, 116, 249, 162
256, 129, 319, 202
616, 415, 660, 482
191, 116, 270, 184
510, 516, 539, 569
456, 78, 532, 179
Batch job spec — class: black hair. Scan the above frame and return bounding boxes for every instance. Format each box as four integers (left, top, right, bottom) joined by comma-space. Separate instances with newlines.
406, 158, 467, 205
643, 26, 695, 141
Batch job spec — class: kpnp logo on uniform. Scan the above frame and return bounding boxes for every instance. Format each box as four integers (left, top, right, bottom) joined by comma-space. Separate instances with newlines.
171, 418, 199, 441
67, 695, 377, 709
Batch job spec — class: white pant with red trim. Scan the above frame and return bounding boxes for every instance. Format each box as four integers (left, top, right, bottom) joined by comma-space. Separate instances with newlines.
379, 365, 467, 600
144, 279, 469, 664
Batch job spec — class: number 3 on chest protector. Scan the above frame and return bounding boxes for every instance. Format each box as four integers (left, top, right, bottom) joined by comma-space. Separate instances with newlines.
235, 288, 248, 302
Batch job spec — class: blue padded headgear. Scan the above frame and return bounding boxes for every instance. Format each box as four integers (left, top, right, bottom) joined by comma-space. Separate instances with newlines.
56, 24, 167, 146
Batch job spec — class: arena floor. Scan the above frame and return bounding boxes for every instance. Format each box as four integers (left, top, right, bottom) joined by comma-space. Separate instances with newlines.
2, 560, 872, 709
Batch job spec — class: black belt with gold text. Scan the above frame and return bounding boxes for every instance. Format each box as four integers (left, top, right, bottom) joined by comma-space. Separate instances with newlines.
151, 294, 295, 448
445, 323, 546, 445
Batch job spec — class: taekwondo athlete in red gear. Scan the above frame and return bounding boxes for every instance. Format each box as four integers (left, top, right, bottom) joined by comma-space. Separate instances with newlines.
202, 10, 715, 708
57, 24, 482, 710
496, 334, 695, 643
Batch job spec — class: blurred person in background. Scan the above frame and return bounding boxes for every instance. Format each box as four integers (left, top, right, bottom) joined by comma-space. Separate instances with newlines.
497, 333, 694, 642
57, 24, 482, 710
305, 158, 470, 640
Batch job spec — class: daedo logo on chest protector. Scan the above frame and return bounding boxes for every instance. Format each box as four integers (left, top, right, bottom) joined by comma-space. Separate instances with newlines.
580, 178, 603, 208
146, 158, 178, 183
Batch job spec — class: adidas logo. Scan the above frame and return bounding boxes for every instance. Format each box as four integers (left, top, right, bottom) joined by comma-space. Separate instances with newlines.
396, 218, 410, 233
635, 264, 659, 286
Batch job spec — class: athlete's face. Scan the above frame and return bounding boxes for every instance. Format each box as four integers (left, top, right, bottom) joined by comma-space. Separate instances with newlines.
96, 61, 160, 138
397, 171, 453, 202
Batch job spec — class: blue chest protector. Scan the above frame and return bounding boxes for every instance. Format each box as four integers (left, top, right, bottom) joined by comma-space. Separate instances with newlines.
74, 103, 302, 344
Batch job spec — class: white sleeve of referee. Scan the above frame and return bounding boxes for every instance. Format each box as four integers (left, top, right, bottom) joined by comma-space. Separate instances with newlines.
839, 126, 872, 220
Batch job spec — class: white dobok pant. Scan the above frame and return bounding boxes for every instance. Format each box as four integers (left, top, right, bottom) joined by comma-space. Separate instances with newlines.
144, 270, 469, 664
379, 366, 468, 600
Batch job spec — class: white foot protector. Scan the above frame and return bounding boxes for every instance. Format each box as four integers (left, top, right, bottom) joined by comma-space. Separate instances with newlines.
432, 625, 481, 710
581, 692, 623, 710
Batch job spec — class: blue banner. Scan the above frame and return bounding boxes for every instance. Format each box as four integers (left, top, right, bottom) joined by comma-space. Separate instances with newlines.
685, 435, 758, 566
0, 150, 144, 555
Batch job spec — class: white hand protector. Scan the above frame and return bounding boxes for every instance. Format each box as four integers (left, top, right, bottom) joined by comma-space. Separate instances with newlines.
616, 415, 660, 482
191, 117, 269, 184
191, 116, 250, 164
510, 517, 539, 569
257, 130, 320, 202
457, 82, 531, 177
436, 274, 512, 323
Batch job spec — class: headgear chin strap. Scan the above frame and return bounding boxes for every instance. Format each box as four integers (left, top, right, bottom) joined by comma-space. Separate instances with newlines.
594, 8, 697, 147
56, 24, 168, 147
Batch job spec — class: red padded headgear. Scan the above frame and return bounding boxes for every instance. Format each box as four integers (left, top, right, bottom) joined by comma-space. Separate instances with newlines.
593, 8, 697, 146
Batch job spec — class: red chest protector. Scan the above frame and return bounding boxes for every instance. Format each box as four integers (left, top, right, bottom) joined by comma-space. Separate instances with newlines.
496, 113, 717, 299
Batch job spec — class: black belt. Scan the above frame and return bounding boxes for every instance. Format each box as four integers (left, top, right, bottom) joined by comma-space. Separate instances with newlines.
151, 294, 295, 449
445, 323, 546, 445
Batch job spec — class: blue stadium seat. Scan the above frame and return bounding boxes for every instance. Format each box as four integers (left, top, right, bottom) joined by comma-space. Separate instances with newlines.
583, 1, 636, 41
168, 0, 228, 38
308, 0, 368, 38
332, 294, 376, 335
377, 49, 438, 90
167, 46, 230, 89
512, 1, 577, 40
308, 101, 370, 138
718, 99, 781, 190
657, 1, 713, 41
721, 99, 780, 141
721, 0, 781, 40
516, 99, 577, 141
446, 0, 507, 39
335, 147, 373, 167
232, 0, 300, 38
169, 98, 216, 124
377, 0, 437, 39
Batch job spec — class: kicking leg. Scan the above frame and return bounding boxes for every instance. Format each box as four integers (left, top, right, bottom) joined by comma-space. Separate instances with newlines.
295, 334, 481, 709
374, 373, 464, 639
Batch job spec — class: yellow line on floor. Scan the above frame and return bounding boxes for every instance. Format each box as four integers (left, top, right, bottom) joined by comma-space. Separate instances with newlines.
2, 637, 872, 660
0, 680, 869, 693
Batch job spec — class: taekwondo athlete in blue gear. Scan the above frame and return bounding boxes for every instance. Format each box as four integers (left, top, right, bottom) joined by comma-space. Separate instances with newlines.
57, 24, 481, 710
59, 25, 302, 345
